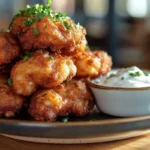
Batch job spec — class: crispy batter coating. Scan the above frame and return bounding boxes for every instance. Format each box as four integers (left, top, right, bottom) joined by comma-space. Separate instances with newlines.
72, 50, 112, 79
0, 75, 24, 118
11, 50, 77, 96
10, 16, 86, 54
93, 50, 112, 75
62, 33, 87, 56
29, 80, 94, 121
0, 32, 20, 67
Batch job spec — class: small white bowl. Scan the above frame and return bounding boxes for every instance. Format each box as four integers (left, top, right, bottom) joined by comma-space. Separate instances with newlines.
88, 80, 150, 117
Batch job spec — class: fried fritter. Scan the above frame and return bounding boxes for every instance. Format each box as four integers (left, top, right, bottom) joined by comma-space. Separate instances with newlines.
11, 50, 77, 96
10, 3, 86, 54
93, 50, 112, 75
55, 80, 94, 117
0, 75, 24, 118
29, 80, 94, 121
0, 32, 20, 67
72, 50, 112, 79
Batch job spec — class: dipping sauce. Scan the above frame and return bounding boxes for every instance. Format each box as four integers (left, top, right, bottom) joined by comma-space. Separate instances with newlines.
93, 66, 150, 88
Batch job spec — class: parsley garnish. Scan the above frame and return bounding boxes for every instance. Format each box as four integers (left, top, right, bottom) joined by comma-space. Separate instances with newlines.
85, 45, 90, 50
127, 67, 131, 71
24, 18, 35, 26
33, 28, 39, 35
8, 78, 12, 86
8, 21, 13, 30
62, 117, 69, 123
63, 21, 71, 30
8, 0, 83, 33
121, 77, 124, 80
108, 73, 115, 78
47, 0, 52, 5
20, 52, 33, 61
9, 0, 53, 29
49, 56, 54, 60
129, 71, 141, 77
144, 72, 149, 76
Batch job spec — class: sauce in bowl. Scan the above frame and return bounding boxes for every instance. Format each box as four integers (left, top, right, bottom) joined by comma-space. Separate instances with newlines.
92, 66, 150, 88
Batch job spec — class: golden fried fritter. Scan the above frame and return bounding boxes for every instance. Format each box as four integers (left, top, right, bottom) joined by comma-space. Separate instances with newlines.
93, 50, 112, 75
62, 33, 87, 56
0, 75, 24, 118
10, 14, 86, 54
72, 50, 112, 79
55, 80, 94, 117
29, 80, 94, 121
0, 32, 20, 67
11, 50, 77, 96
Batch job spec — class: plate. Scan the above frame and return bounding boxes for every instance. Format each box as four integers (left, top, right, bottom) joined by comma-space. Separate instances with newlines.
0, 109, 150, 144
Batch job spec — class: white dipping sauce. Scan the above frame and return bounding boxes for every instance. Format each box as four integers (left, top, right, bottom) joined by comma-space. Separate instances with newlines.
93, 66, 150, 88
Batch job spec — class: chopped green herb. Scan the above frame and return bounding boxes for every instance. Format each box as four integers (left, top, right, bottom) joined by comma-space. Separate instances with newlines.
47, 0, 52, 5
108, 73, 115, 78
62, 117, 69, 123
20, 52, 33, 61
85, 45, 90, 50
8, 0, 81, 33
9, 1, 53, 28
127, 67, 131, 71
42, 93, 47, 97
24, 18, 35, 26
121, 77, 124, 80
49, 56, 54, 60
8, 21, 13, 30
8, 78, 12, 86
33, 28, 39, 35
35, 13, 45, 20
136, 72, 141, 76
144, 72, 149, 76
63, 21, 71, 30
55, 12, 67, 20
129, 71, 141, 77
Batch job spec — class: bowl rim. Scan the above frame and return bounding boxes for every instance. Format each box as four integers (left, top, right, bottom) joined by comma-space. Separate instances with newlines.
87, 80, 150, 91
87, 68, 150, 91
87, 79, 150, 91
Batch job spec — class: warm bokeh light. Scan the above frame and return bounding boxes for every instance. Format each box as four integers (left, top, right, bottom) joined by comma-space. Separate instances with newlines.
127, 0, 148, 17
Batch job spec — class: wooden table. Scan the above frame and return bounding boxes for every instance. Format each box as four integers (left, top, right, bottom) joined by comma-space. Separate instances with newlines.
0, 134, 150, 150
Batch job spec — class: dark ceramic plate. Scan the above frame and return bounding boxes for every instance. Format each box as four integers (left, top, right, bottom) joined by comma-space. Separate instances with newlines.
0, 109, 150, 144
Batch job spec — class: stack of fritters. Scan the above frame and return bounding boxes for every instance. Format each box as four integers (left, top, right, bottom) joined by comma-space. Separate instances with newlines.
0, 2, 112, 121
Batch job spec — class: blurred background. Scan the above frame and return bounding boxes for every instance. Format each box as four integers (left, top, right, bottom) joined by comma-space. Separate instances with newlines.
0, 0, 150, 69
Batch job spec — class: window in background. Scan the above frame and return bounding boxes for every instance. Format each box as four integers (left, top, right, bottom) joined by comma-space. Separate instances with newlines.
86, 20, 107, 38
115, 0, 149, 68
84, 0, 108, 17
0, 0, 14, 29
127, 0, 148, 18
115, 0, 128, 17
83, 0, 108, 48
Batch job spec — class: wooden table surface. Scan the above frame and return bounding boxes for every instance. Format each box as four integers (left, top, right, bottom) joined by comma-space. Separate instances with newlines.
0, 134, 150, 150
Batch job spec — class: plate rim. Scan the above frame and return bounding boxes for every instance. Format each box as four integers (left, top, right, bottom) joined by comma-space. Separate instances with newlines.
0, 115, 150, 127
2, 129, 150, 144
